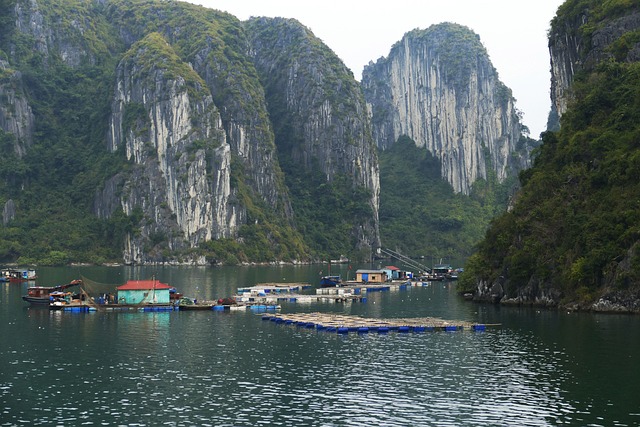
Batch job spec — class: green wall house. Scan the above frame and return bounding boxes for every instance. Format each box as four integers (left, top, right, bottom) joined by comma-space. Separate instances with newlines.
117, 280, 172, 305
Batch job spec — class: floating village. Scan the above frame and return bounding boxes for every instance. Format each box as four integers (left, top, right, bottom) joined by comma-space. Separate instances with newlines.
13, 262, 495, 335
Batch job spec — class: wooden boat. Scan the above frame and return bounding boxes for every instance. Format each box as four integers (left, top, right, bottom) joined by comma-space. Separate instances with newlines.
178, 301, 216, 310
22, 279, 83, 306
4, 268, 37, 282
320, 275, 343, 288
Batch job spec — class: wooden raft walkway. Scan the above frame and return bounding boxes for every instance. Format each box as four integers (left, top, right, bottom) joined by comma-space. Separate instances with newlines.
260, 312, 497, 333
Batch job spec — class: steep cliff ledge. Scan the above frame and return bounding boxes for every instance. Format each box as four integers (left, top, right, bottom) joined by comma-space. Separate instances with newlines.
96, 33, 234, 264
462, 2, 640, 313
0, 59, 34, 157
549, 1, 640, 117
245, 17, 381, 257
362, 23, 530, 195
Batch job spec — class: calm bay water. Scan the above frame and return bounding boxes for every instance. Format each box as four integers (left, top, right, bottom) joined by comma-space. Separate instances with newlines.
1, 265, 639, 426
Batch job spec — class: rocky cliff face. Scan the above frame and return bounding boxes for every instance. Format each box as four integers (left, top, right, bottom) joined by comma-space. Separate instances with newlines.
96, 33, 235, 264
468, 1, 640, 313
362, 23, 527, 195
245, 17, 381, 252
0, 59, 34, 157
549, 5, 640, 117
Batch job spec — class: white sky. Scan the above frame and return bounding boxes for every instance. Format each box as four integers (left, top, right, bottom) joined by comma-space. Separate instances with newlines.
188, 0, 565, 138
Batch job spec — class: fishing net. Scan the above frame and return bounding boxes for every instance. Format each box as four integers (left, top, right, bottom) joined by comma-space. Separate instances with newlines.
79, 275, 120, 297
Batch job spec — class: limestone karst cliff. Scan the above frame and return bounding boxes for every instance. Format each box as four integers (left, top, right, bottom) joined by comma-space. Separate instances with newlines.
245, 17, 381, 255
0, 59, 33, 157
462, 0, 640, 312
0, 0, 383, 264
362, 23, 531, 195
94, 33, 235, 264
549, 2, 640, 118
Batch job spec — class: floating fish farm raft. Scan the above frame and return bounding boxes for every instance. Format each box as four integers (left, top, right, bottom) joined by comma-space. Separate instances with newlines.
260, 312, 497, 334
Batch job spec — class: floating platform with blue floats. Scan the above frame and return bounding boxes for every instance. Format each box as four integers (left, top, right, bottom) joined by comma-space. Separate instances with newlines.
49, 302, 177, 312
235, 282, 366, 305
236, 292, 367, 305
236, 282, 312, 294
259, 312, 497, 334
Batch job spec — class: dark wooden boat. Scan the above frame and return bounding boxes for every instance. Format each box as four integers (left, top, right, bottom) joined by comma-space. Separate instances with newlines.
22, 279, 83, 306
320, 275, 343, 288
178, 303, 215, 310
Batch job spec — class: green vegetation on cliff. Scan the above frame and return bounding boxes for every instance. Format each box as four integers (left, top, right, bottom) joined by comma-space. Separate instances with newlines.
461, 59, 640, 301
379, 136, 516, 259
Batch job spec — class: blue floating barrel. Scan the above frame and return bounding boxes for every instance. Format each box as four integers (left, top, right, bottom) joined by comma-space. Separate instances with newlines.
316, 324, 326, 330
213, 305, 224, 311
378, 327, 389, 333
426, 326, 435, 332
261, 315, 270, 320
289, 298, 297, 302
399, 284, 407, 290
305, 322, 315, 328
445, 325, 459, 332
269, 317, 278, 322
275, 318, 285, 324
413, 326, 426, 333
348, 326, 358, 332
357, 327, 369, 334
473, 324, 486, 331
360, 297, 367, 303
326, 326, 337, 332
354, 288, 361, 295
337, 327, 349, 334
284, 319, 293, 324
398, 326, 410, 333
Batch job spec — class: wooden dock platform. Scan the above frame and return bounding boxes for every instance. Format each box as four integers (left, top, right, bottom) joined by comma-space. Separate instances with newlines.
259, 312, 497, 333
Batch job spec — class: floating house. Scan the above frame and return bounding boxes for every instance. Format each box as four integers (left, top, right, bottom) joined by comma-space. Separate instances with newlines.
384, 266, 414, 281
117, 280, 172, 305
355, 269, 388, 283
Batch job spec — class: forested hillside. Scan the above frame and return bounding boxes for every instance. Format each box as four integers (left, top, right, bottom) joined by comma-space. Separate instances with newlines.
461, 0, 640, 311
0, 0, 531, 266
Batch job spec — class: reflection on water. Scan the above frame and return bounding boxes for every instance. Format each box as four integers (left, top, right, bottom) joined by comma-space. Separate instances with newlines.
1, 266, 640, 426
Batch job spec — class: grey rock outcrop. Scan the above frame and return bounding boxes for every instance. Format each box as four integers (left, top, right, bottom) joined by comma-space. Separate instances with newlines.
245, 17, 381, 253
3, 199, 16, 225
550, 8, 640, 117
96, 33, 235, 264
0, 60, 34, 157
362, 23, 527, 195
